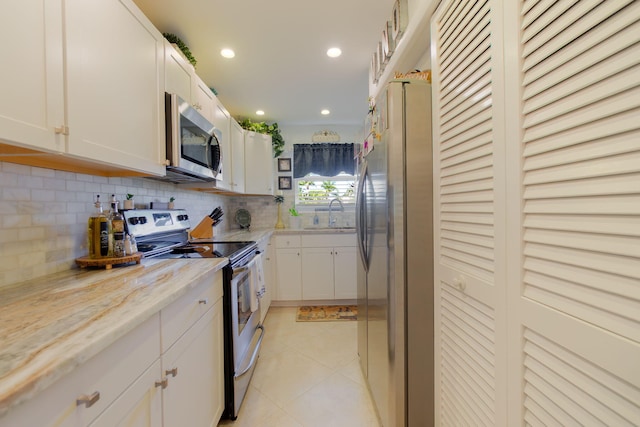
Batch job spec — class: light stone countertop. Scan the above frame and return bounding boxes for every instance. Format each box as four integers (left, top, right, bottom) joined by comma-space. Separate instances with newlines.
205, 226, 355, 243
0, 257, 227, 416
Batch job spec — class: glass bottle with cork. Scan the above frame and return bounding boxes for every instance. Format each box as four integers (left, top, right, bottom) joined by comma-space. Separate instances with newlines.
88, 195, 111, 258
110, 194, 126, 257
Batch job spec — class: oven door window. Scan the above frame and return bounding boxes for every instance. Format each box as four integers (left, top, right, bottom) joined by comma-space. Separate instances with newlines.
235, 271, 252, 335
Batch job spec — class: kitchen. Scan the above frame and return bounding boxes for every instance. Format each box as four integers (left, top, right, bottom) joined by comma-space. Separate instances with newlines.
1, 0, 639, 426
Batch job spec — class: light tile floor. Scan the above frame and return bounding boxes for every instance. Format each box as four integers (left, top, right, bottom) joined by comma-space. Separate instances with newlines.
219, 307, 381, 427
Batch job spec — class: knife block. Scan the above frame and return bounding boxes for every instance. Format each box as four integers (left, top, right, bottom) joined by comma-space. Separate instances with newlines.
190, 216, 214, 240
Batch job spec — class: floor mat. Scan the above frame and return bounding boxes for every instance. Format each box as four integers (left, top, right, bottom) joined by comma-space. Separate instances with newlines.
296, 305, 357, 321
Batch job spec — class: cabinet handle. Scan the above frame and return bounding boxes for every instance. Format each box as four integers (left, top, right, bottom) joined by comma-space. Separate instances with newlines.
165, 367, 178, 377
155, 378, 169, 389
54, 125, 69, 135
76, 391, 100, 408
453, 276, 467, 292
198, 298, 208, 305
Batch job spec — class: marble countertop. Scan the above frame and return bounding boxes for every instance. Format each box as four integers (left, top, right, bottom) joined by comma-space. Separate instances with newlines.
0, 257, 227, 416
206, 226, 355, 243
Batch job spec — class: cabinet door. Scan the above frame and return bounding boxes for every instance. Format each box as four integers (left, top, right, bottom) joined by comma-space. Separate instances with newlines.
230, 120, 246, 193
275, 248, 302, 300
192, 76, 216, 123
244, 132, 274, 195
0, 314, 160, 427
211, 99, 232, 191
164, 40, 194, 103
301, 247, 334, 300
89, 360, 162, 427
0, 0, 65, 152
505, 1, 640, 424
431, 0, 508, 424
64, 0, 165, 176
333, 246, 357, 299
162, 301, 225, 427
260, 238, 275, 323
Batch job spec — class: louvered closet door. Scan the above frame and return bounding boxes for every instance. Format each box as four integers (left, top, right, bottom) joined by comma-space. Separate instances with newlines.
431, 0, 507, 425
504, 0, 640, 424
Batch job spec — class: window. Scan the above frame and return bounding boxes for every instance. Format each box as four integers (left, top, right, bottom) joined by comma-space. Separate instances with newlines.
295, 173, 356, 208
293, 143, 356, 209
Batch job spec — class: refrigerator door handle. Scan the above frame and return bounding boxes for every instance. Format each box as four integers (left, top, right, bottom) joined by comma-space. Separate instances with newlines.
356, 161, 369, 272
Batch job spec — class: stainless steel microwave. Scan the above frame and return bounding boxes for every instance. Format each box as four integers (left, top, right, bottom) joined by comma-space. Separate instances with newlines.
165, 92, 222, 182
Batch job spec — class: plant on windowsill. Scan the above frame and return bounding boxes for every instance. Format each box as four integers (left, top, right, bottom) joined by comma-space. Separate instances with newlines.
288, 207, 302, 229
238, 119, 285, 158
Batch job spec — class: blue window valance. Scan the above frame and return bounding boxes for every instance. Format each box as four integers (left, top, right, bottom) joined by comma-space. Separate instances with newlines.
293, 143, 355, 179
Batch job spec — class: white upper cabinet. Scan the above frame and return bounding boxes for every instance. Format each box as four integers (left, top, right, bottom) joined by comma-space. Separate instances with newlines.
0, 0, 165, 177
229, 119, 246, 193
244, 131, 274, 195
64, 0, 165, 176
164, 40, 194, 104
0, 0, 65, 153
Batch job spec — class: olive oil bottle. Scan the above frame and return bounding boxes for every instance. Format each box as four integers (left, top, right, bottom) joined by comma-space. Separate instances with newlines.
88, 195, 111, 258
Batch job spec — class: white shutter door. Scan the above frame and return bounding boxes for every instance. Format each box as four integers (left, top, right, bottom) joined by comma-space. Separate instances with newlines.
431, 0, 507, 424
505, 0, 640, 424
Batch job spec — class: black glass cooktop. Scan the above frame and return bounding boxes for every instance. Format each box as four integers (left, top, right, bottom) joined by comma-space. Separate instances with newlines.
151, 241, 256, 262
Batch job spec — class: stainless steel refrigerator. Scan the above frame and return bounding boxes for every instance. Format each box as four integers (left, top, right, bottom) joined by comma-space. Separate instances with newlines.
356, 80, 434, 427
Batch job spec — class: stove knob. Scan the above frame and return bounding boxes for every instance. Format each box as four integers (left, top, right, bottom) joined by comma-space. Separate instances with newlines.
139, 217, 147, 224
128, 217, 139, 225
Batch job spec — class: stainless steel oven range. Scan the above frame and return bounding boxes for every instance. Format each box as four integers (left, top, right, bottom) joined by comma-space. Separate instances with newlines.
124, 209, 265, 421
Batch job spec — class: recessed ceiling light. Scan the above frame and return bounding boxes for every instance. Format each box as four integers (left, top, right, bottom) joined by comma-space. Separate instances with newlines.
220, 48, 235, 58
321, 109, 330, 115
326, 47, 342, 58
256, 110, 265, 116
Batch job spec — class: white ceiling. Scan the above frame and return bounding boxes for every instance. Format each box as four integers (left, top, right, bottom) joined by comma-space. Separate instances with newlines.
133, 0, 397, 127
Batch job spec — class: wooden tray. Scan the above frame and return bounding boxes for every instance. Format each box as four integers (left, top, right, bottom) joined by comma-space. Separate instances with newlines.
76, 252, 142, 270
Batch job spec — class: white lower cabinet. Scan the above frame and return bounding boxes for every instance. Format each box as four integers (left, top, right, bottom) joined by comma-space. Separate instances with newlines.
258, 236, 275, 323
333, 246, 357, 299
0, 270, 225, 427
89, 360, 162, 427
161, 299, 224, 427
275, 247, 302, 301
274, 233, 356, 302
0, 314, 161, 427
301, 248, 334, 300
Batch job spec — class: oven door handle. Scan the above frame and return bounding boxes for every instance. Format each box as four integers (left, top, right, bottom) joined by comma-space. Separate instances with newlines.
235, 325, 265, 378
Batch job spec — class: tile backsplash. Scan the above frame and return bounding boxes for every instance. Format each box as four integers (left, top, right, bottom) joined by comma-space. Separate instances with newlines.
0, 162, 278, 287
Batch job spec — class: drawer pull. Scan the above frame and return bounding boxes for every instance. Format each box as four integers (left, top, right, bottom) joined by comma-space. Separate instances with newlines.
76, 391, 100, 408
166, 367, 178, 377
155, 378, 168, 389
198, 298, 208, 305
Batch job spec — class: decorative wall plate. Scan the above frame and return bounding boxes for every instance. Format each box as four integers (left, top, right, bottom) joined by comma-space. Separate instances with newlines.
235, 209, 251, 229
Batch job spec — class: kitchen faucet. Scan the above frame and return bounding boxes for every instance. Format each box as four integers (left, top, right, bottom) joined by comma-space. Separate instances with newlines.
328, 198, 344, 227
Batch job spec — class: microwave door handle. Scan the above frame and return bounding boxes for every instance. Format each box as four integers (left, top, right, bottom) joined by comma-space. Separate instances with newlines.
205, 136, 213, 170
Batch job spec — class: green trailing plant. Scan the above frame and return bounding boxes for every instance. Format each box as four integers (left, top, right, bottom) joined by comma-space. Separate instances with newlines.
239, 119, 285, 158
288, 207, 299, 217
163, 33, 197, 68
